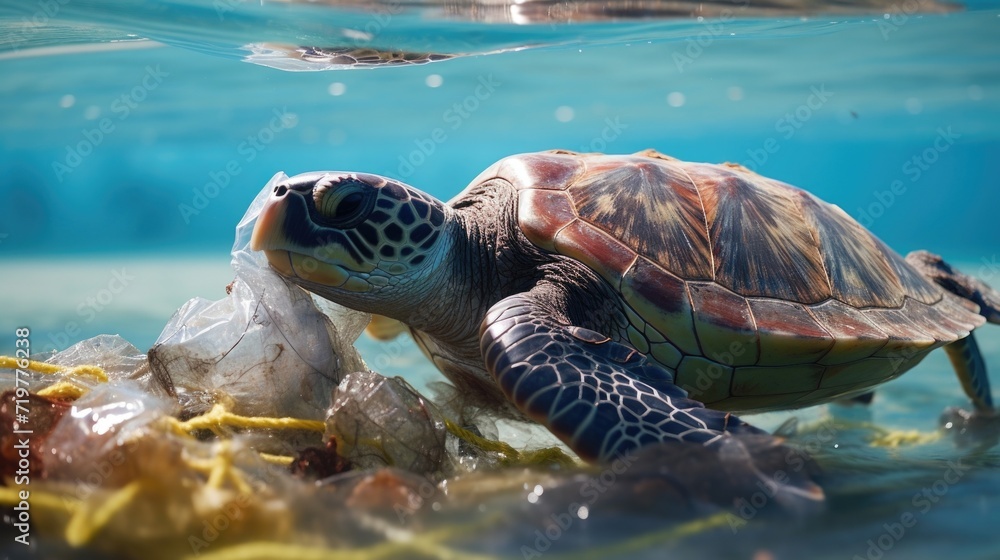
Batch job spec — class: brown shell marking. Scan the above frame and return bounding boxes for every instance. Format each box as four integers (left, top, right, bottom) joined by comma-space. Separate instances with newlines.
551, 219, 637, 288
796, 191, 906, 308
504, 150, 957, 314
685, 164, 831, 303
491, 150, 987, 408
496, 152, 585, 191
568, 157, 714, 280
874, 238, 944, 305
808, 300, 889, 364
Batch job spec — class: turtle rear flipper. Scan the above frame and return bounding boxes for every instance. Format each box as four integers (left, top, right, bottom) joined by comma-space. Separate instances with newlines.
480, 285, 825, 511
907, 251, 998, 439
943, 334, 993, 412
906, 250, 1000, 324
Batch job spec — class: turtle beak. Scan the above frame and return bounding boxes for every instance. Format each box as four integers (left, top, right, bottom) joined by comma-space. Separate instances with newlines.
250, 189, 288, 253
251, 177, 306, 278
251, 174, 316, 253
249, 173, 368, 291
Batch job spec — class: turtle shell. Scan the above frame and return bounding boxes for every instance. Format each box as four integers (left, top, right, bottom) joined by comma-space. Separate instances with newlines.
475, 149, 986, 412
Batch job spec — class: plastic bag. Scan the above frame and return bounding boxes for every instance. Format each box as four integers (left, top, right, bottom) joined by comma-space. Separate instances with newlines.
327, 370, 448, 474
148, 172, 369, 420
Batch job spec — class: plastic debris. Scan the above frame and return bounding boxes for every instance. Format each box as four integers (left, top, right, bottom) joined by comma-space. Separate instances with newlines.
0, 391, 70, 481
48, 335, 148, 382
43, 382, 177, 483
0, 172, 839, 560
149, 172, 369, 421
49, 334, 165, 396
327, 370, 448, 474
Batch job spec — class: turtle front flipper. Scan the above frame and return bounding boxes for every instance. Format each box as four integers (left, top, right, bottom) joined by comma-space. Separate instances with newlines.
481, 288, 825, 511
480, 290, 757, 461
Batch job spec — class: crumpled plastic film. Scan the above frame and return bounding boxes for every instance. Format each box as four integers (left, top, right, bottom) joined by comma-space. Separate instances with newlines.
43, 382, 177, 483
49, 334, 165, 396
149, 172, 370, 421
327, 370, 448, 475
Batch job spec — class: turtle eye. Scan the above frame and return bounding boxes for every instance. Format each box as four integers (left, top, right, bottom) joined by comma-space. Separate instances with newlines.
337, 192, 364, 216
312, 179, 376, 229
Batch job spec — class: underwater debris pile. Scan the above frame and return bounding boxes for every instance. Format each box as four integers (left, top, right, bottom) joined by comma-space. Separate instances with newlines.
0, 174, 584, 558
0, 173, 876, 559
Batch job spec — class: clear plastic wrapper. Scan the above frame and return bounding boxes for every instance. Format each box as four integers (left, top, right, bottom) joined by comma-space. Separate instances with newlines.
327, 370, 448, 474
148, 172, 369, 421
50, 334, 165, 396
43, 381, 177, 482
48, 335, 148, 381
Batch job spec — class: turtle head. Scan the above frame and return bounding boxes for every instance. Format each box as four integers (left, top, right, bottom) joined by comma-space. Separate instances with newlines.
250, 171, 451, 314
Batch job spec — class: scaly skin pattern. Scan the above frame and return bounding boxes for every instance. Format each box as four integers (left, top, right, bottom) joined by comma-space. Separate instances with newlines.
251, 149, 996, 465
481, 284, 760, 462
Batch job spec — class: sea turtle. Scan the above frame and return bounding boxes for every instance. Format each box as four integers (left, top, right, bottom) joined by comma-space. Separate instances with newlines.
250, 149, 999, 470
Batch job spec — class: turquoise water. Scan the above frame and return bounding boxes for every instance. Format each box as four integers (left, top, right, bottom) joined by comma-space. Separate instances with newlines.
1, 0, 1000, 558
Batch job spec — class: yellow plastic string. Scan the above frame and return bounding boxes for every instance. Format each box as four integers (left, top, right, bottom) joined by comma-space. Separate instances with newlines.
0, 485, 78, 514
566, 511, 733, 559
444, 418, 578, 468
65, 480, 143, 547
868, 428, 942, 448
259, 452, 295, 466
182, 512, 508, 560
201, 441, 254, 495
37, 380, 89, 400
167, 404, 327, 436
183, 509, 732, 560
207, 441, 235, 490
0, 356, 108, 383
180, 540, 493, 560
1, 359, 729, 559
